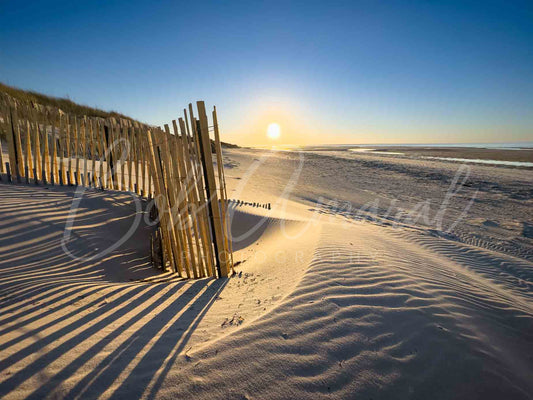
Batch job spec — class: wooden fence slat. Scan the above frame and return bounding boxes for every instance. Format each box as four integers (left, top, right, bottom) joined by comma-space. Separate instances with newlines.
0, 137, 4, 175
109, 119, 119, 189
26, 111, 36, 180
42, 111, 51, 183
127, 122, 133, 191
146, 128, 173, 269
12, 103, 24, 180
65, 114, 72, 185
147, 142, 153, 198
119, 122, 126, 191
118, 120, 125, 190
212, 106, 234, 268
59, 113, 67, 185
187, 105, 215, 276
33, 116, 42, 183
95, 119, 104, 189
133, 123, 139, 193
175, 119, 207, 276
128, 122, 134, 192
136, 124, 143, 194
129, 123, 136, 192
24, 120, 33, 182
4, 99, 18, 179
89, 117, 96, 187
97, 119, 103, 187
54, 113, 60, 183
165, 124, 198, 278
146, 128, 183, 275
159, 127, 191, 277
0, 97, 6, 174
196, 101, 229, 277
156, 127, 192, 278
115, 120, 122, 190
102, 121, 112, 189
134, 124, 141, 194
81, 117, 87, 186
73, 116, 80, 185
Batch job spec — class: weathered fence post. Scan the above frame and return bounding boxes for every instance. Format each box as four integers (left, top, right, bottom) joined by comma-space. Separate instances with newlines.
196, 101, 229, 278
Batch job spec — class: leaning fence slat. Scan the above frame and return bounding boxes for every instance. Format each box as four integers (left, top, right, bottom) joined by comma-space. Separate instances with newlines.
95, 120, 104, 188
109, 119, 119, 189
24, 120, 33, 182
139, 125, 147, 196
128, 122, 134, 192
4, 99, 18, 179
157, 127, 192, 278
147, 140, 153, 198
81, 117, 88, 186
133, 124, 141, 194
127, 122, 133, 192
51, 112, 61, 185
42, 111, 52, 184
33, 117, 42, 183
146, 128, 183, 275
175, 119, 207, 276
27, 106, 39, 181
59, 113, 67, 185
196, 101, 228, 277
88, 118, 96, 187
187, 105, 215, 276
212, 106, 234, 267
165, 124, 198, 278
0, 99, 6, 174
65, 114, 72, 185
102, 121, 112, 189
13, 104, 24, 180
119, 122, 126, 191
179, 118, 205, 276
121, 122, 128, 190
163, 126, 195, 276
0, 137, 4, 175
72, 116, 80, 185
12, 103, 25, 180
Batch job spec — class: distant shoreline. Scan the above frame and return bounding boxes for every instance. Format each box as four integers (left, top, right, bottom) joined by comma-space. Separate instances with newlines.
252, 142, 533, 167
302, 141, 533, 150
344, 146, 533, 165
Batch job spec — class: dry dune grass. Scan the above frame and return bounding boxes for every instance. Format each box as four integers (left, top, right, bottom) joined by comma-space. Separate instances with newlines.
0, 82, 134, 123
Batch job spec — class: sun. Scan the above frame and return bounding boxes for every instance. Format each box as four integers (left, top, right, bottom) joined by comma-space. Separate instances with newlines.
267, 123, 281, 140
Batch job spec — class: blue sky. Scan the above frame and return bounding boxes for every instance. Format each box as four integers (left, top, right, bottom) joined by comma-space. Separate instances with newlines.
1, 0, 532, 145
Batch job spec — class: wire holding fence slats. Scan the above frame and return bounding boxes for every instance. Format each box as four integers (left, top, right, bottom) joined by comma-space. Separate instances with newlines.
0, 93, 233, 279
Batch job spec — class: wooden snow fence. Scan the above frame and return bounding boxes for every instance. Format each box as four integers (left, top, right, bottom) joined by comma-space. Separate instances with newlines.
0, 93, 233, 278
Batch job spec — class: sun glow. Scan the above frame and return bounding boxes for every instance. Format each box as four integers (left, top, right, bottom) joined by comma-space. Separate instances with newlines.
267, 123, 281, 140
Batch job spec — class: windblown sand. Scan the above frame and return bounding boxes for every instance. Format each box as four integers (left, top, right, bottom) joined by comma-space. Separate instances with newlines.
0, 148, 532, 399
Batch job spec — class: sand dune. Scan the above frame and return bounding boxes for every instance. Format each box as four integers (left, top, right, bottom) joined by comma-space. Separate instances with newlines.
0, 148, 532, 399
156, 222, 533, 400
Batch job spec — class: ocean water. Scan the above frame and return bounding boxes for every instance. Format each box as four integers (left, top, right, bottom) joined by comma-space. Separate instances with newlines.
301, 142, 533, 150
342, 145, 533, 167
421, 156, 533, 168
266, 142, 533, 168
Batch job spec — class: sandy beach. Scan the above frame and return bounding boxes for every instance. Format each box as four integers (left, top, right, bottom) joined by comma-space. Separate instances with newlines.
2, 0, 533, 398
1, 147, 531, 399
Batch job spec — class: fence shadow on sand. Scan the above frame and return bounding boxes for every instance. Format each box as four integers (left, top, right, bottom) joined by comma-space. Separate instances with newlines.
0, 182, 228, 399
